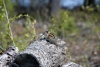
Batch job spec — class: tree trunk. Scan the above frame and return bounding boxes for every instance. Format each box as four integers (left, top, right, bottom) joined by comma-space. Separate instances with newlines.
49, 0, 60, 17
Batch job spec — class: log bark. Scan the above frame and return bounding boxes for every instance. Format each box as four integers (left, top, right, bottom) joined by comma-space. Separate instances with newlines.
0, 46, 19, 67
13, 39, 67, 67
62, 62, 82, 67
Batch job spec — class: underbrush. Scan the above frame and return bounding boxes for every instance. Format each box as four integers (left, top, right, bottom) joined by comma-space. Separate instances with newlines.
0, 0, 36, 51
49, 10, 79, 39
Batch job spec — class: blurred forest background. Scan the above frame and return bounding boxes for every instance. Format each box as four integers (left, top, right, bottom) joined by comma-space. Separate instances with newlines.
0, 0, 100, 67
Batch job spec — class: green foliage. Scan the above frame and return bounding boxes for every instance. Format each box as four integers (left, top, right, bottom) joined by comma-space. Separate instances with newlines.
49, 10, 79, 38
0, 14, 36, 51
0, 0, 36, 52
0, 0, 5, 21
0, 0, 10, 50
13, 15, 36, 51
6, 0, 16, 17
98, 44, 100, 50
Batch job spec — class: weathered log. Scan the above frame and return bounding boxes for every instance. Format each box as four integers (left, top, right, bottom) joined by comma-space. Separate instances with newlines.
13, 39, 67, 67
0, 46, 19, 67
